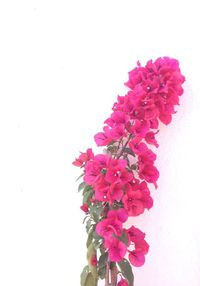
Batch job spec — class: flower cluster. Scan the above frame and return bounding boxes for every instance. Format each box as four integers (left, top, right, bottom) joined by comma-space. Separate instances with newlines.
73, 57, 185, 286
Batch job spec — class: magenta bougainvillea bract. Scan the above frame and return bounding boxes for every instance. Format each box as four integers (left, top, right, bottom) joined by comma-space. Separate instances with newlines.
73, 57, 185, 286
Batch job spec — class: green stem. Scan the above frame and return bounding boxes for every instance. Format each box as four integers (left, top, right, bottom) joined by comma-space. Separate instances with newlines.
116, 134, 133, 159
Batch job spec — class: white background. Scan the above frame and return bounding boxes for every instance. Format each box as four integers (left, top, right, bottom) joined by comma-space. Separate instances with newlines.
0, 1, 200, 285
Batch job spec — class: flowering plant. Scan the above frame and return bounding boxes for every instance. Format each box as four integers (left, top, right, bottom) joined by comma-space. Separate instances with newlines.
73, 57, 185, 286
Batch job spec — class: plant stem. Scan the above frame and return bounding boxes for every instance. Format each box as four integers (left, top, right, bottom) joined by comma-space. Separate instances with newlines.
116, 134, 133, 159
114, 137, 123, 158
105, 261, 110, 286
111, 265, 118, 286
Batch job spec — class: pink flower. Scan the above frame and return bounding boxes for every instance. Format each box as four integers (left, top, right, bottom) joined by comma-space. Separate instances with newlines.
107, 208, 128, 223
138, 148, 157, 164
122, 181, 153, 216
84, 154, 107, 185
107, 183, 123, 203
122, 188, 145, 216
138, 163, 159, 188
139, 181, 153, 209
93, 176, 110, 201
94, 125, 125, 147
105, 167, 133, 184
127, 226, 149, 254
124, 57, 185, 129
129, 139, 148, 155
72, 148, 94, 167
117, 278, 129, 286
159, 111, 172, 125
145, 131, 159, 147
127, 225, 145, 242
134, 239, 149, 255
80, 203, 89, 213
128, 250, 145, 267
104, 237, 127, 262
96, 217, 122, 238
130, 119, 150, 137
105, 111, 129, 127
94, 131, 111, 146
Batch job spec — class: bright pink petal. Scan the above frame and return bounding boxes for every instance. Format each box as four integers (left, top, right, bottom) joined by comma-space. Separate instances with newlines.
129, 250, 145, 267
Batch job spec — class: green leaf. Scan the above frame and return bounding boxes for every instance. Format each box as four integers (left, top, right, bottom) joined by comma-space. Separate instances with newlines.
83, 184, 92, 194
78, 182, 86, 192
86, 219, 93, 233
89, 203, 104, 222
93, 238, 103, 250
76, 173, 84, 182
118, 258, 134, 286
80, 265, 89, 286
87, 243, 96, 262
98, 265, 106, 280
98, 252, 108, 269
117, 231, 129, 246
85, 272, 97, 286
99, 245, 106, 254
83, 215, 89, 225
86, 229, 94, 248
92, 230, 101, 240
87, 243, 98, 280
97, 252, 108, 279
83, 188, 93, 205
123, 147, 136, 157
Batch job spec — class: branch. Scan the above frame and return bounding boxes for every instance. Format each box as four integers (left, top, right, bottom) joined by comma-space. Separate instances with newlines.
105, 261, 110, 286
116, 134, 133, 159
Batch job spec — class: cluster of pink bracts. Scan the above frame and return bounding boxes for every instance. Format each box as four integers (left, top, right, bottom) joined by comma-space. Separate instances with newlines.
73, 57, 185, 286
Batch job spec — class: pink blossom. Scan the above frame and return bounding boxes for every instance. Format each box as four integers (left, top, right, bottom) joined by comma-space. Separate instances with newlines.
145, 131, 159, 147
130, 119, 150, 137
127, 225, 145, 242
105, 111, 129, 127
107, 208, 128, 223
117, 278, 129, 286
129, 139, 148, 155
80, 204, 89, 213
122, 188, 145, 216
138, 163, 159, 187
134, 239, 149, 255
104, 237, 127, 262
139, 181, 153, 209
107, 183, 123, 203
84, 154, 107, 185
96, 217, 122, 238
138, 148, 157, 164
128, 250, 145, 267
94, 125, 125, 147
72, 148, 94, 167
105, 168, 133, 184
159, 111, 172, 125
94, 131, 111, 146
122, 181, 153, 216
127, 225, 149, 257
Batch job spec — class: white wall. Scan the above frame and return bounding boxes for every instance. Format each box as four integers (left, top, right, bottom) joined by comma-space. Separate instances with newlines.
0, 1, 200, 285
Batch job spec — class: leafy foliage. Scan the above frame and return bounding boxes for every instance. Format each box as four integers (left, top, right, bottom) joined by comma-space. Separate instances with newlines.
98, 252, 108, 280
80, 265, 89, 286
118, 258, 134, 286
